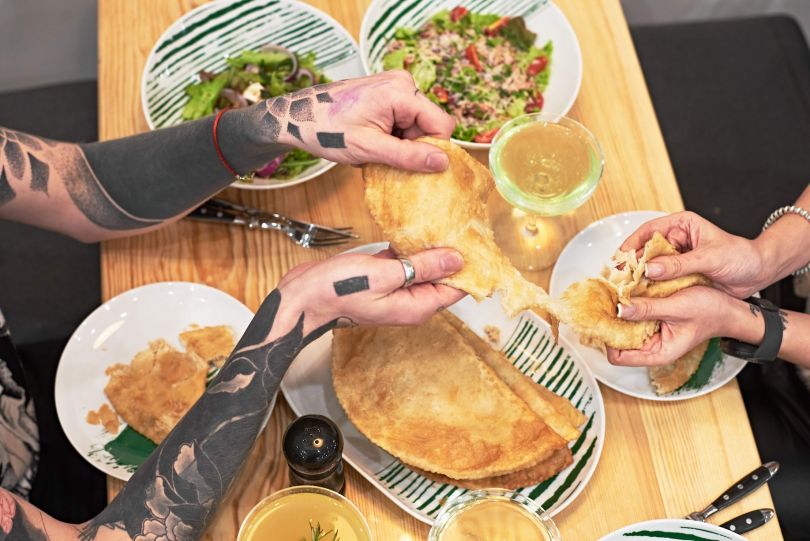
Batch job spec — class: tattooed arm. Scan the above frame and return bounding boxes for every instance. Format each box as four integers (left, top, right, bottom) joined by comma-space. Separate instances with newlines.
0, 248, 464, 540
0, 71, 453, 242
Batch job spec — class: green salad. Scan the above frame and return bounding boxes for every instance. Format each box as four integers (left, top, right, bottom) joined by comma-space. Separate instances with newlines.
383, 6, 553, 143
181, 47, 328, 180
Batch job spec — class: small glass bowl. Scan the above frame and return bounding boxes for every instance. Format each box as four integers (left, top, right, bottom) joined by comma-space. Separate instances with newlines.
428, 489, 561, 541
237, 485, 372, 541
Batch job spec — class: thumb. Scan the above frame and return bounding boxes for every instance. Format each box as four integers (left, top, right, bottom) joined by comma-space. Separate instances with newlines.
644, 251, 703, 280
617, 296, 678, 322
364, 134, 449, 173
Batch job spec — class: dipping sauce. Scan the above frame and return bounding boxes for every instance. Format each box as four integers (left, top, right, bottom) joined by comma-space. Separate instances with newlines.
238, 486, 370, 541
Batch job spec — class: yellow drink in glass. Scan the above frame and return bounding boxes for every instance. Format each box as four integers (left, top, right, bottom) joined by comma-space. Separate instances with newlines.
237, 486, 371, 541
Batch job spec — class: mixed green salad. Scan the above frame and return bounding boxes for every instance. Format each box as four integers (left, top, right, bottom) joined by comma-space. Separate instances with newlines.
181, 47, 328, 180
383, 6, 553, 143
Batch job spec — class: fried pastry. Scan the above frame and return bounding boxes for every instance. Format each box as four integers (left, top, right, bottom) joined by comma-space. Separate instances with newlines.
332, 316, 567, 480
440, 312, 585, 441
410, 447, 573, 490
179, 325, 235, 368
363, 137, 560, 319
104, 339, 207, 443
649, 340, 709, 395
560, 233, 710, 350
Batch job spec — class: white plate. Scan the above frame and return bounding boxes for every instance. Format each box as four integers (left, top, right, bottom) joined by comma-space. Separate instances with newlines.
359, 0, 582, 150
549, 211, 746, 401
281, 243, 604, 525
141, 0, 365, 190
598, 518, 746, 541
55, 282, 254, 481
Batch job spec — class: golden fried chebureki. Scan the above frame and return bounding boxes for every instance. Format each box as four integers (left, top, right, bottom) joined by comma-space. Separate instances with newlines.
363, 137, 559, 319
104, 339, 207, 443
440, 312, 584, 442
179, 325, 235, 368
332, 316, 567, 480
649, 340, 709, 395
560, 232, 710, 350
409, 447, 573, 490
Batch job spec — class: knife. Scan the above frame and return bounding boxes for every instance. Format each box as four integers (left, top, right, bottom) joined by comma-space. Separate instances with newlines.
685, 461, 779, 521
719, 508, 775, 534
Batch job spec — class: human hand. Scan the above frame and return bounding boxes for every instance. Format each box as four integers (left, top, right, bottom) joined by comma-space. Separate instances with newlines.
606, 286, 763, 366
621, 211, 766, 298
276, 248, 466, 333
265, 71, 455, 172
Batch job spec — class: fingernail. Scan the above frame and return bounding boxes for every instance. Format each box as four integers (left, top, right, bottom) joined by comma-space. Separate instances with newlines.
645, 262, 664, 278
440, 252, 463, 272
617, 303, 635, 319
426, 152, 449, 171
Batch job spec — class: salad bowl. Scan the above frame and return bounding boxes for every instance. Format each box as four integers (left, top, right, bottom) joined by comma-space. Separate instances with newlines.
360, 0, 583, 150
141, 0, 365, 190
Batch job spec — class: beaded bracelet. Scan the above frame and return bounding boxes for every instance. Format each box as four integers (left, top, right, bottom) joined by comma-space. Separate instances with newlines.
762, 205, 810, 276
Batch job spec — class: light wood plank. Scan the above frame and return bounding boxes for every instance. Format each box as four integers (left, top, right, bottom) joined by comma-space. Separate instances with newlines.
98, 0, 782, 539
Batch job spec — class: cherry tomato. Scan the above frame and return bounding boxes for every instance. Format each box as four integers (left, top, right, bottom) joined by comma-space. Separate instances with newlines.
450, 6, 468, 22
526, 55, 549, 77
484, 16, 510, 36
473, 127, 500, 144
432, 85, 449, 103
524, 93, 544, 113
465, 45, 483, 72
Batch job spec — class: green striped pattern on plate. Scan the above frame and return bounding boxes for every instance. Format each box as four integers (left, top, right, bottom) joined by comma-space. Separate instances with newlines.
362, 0, 548, 73
372, 313, 601, 520
142, 0, 361, 129
600, 521, 740, 541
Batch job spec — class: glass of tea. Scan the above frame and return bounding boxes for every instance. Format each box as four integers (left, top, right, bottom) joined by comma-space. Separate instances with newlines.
237, 485, 372, 541
428, 489, 561, 541
488, 112, 605, 272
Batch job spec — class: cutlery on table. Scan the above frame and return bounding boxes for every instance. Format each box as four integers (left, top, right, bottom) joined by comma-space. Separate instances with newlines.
685, 461, 779, 522
187, 197, 358, 248
719, 508, 775, 534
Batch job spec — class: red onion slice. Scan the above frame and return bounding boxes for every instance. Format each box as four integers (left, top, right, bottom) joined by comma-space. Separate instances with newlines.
255, 153, 288, 178
220, 88, 248, 109
296, 67, 317, 86
260, 44, 298, 82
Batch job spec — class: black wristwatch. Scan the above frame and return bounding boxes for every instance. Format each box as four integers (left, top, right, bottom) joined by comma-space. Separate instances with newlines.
720, 297, 784, 364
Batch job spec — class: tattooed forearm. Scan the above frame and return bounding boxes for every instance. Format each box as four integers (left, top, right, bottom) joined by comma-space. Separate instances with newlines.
316, 132, 346, 149
0, 128, 53, 206
333, 276, 370, 296
749, 303, 761, 317
79, 290, 335, 541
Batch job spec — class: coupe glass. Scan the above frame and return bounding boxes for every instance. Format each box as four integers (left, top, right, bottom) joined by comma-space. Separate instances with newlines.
488, 113, 604, 272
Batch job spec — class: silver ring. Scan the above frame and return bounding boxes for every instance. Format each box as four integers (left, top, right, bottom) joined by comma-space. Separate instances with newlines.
398, 257, 416, 288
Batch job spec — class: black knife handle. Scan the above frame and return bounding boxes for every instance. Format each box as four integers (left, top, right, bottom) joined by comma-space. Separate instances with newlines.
720, 509, 775, 535
711, 462, 779, 512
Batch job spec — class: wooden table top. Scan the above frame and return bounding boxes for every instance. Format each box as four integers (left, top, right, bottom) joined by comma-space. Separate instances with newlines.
98, 0, 783, 539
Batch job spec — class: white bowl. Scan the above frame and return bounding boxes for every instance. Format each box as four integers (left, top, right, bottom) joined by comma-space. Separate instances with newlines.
141, 0, 364, 190
359, 0, 583, 150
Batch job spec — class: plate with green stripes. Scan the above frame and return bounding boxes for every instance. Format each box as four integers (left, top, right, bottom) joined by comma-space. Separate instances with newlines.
281, 242, 605, 525
359, 0, 582, 149
598, 519, 745, 541
141, 0, 364, 190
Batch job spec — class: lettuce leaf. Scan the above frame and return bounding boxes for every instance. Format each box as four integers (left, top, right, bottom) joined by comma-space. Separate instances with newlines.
501, 17, 536, 51
409, 57, 436, 92
383, 48, 410, 70
181, 72, 229, 120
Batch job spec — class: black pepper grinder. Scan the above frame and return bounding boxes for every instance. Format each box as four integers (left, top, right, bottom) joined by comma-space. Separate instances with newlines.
282, 414, 345, 494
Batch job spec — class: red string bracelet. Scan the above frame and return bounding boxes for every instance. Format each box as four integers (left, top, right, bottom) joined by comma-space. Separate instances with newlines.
212, 109, 255, 184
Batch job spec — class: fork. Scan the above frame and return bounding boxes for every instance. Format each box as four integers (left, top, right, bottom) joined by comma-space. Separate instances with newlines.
187, 198, 358, 248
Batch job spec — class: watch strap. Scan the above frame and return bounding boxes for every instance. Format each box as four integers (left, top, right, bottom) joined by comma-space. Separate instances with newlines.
720, 297, 783, 363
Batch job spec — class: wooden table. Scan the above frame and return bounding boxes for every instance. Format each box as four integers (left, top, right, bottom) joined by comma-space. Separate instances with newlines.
99, 1, 783, 539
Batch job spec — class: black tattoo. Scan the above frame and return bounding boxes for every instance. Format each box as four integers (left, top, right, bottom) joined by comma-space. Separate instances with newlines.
0, 492, 51, 541
316, 132, 346, 149
79, 290, 337, 541
290, 98, 315, 122
316, 92, 333, 103
28, 155, 49, 194
414, 88, 420, 95
0, 167, 14, 205
4, 140, 25, 180
779, 310, 788, 330
286, 122, 303, 142
262, 112, 282, 143
269, 96, 290, 116
749, 303, 761, 317
333, 275, 370, 296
